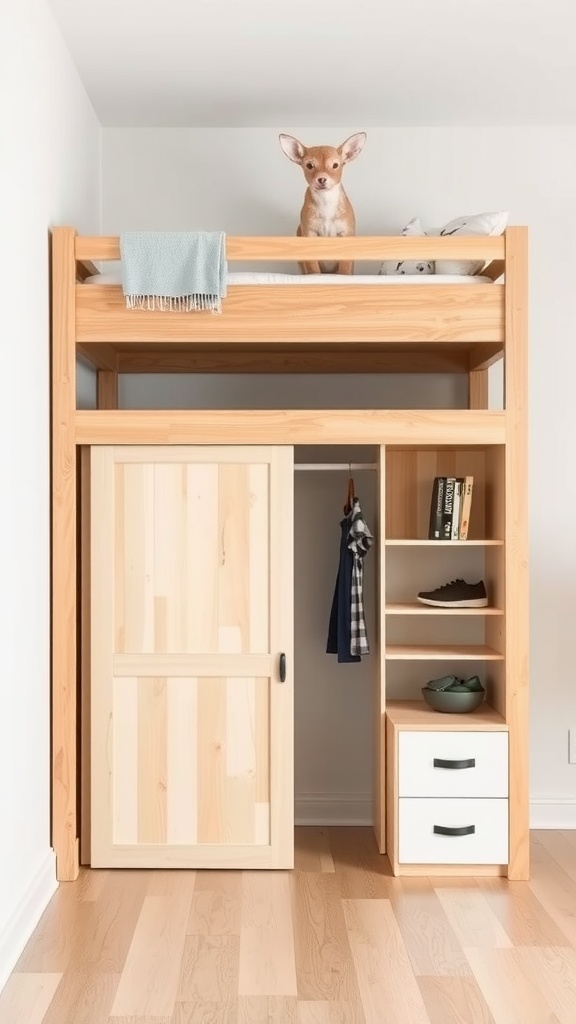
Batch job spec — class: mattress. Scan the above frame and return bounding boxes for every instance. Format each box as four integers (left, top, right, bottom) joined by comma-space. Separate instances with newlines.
84, 272, 493, 286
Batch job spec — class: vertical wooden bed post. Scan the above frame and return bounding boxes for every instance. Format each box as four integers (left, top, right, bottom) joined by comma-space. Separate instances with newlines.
373, 446, 386, 853
97, 370, 118, 410
52, 227, 79, 881
468, 370, 489, 410
77, 361, 118, 866
505, 226, 529, 880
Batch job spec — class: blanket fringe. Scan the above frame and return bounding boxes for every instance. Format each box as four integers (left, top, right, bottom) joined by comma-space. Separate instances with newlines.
125, 294, 222, 314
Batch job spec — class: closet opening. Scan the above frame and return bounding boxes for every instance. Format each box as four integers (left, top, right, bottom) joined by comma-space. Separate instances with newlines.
293, 445, 379, 830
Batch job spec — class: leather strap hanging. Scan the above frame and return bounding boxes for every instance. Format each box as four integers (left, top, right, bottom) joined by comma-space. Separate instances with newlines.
344, 471, 355, 515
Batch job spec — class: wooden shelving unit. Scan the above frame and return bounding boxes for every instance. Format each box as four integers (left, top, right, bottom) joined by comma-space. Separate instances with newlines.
386, 700, 508, 730
385, 644, 505, 660
385, 539, 504, 546
385, 603, 504, 615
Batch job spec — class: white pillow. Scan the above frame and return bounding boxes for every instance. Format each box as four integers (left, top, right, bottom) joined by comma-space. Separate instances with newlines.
379, 211, 508, 277
378, 218, 435, 277
430, 211, 508, 275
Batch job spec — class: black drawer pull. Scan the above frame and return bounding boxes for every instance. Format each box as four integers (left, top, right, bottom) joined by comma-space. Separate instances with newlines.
433, 757, 476, 770
279, 653, 286, 683
433, 824, 476, 837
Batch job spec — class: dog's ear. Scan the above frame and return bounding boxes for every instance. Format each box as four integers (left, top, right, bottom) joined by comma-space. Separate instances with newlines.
339, 132, 366, 163
279, 134, 306, 164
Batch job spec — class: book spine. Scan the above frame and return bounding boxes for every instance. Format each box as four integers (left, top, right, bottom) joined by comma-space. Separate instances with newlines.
428, 476, 446, 540
451, 478, 463, 540
441, 477, 456, 540
458, 476, 474, 540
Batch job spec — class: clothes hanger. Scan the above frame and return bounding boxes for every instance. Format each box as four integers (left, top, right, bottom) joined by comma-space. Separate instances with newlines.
344, 462, 355, 515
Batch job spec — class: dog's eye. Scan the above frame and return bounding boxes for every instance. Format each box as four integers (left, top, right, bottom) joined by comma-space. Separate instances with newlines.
332, 162, 339, 169
306, 162, 314, 170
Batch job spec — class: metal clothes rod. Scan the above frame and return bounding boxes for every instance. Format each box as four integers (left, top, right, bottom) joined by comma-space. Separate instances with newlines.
294, 463, 378, 471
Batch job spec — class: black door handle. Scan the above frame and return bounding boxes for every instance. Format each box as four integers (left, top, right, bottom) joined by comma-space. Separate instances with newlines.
279, 653, 286, 682
433, 757, 476, 770
433, 824, 476, 837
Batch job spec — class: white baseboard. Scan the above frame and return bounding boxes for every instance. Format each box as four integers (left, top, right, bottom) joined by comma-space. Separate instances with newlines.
295, 792, 372, 826
530, 799, 576, 829
0, 851, 58, 994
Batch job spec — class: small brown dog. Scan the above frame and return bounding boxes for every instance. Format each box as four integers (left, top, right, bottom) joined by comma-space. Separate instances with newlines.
279, 132, 366, 274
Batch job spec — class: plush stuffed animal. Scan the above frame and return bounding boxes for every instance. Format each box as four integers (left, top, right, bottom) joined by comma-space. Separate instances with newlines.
378, 218, 435, 276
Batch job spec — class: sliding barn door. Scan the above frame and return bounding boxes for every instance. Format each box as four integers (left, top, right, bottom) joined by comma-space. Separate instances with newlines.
90, 445, 294, 868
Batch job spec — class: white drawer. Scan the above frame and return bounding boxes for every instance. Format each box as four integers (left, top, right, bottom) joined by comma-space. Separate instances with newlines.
399, 798, 509, 864
398, 731, 508, 798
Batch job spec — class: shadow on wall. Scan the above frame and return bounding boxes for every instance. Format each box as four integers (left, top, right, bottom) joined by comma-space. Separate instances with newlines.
117, 373, 468, 411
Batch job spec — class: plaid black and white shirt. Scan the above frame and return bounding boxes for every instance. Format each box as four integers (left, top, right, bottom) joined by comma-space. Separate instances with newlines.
347, 498, 374, 656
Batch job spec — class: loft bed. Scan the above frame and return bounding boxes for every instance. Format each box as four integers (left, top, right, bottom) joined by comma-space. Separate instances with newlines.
70, 232, 508, 382
51, 227, 528, 882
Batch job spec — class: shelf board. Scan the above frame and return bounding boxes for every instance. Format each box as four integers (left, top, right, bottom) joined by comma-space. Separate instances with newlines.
386, 603, 504, 616
385, 644, 504, 660
386, 700, 508, 730
385, 539, 503, 546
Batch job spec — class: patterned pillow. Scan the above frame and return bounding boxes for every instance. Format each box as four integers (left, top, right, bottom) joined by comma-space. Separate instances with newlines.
431, 211, 509, 275
378, 218, 435, 276
379, 211, 509, 276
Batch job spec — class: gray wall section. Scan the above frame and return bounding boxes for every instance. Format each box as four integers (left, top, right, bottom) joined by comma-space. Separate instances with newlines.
119, 372, 468, 410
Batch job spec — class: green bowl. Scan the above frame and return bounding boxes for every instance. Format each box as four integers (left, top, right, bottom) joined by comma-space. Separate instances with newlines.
422, 687, 485, 714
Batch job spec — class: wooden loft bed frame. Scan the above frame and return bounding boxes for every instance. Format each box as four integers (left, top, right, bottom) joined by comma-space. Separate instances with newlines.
51, 226, 528, 881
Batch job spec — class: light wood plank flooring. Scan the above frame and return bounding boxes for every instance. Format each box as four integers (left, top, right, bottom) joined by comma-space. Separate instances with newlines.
2, 829, 576, 1023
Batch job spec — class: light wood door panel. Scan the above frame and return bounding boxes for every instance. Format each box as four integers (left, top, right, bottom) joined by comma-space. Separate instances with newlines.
114, 457, 270, 654
91, 445, 294, 868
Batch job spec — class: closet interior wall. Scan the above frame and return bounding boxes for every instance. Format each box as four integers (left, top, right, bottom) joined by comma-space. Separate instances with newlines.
293, 446, 378, 826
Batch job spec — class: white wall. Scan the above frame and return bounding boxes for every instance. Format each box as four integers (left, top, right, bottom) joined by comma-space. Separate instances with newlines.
0, 0, 100, 988
102, 126, 576, 827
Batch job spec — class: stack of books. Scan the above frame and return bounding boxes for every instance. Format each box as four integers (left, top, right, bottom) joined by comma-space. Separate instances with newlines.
428, 476, 474, 540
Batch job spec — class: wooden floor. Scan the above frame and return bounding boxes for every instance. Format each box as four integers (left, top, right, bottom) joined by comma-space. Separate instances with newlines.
3, 829, 576, 1023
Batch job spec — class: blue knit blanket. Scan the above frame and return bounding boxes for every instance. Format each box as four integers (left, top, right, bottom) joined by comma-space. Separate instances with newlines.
120, 231, 227, 312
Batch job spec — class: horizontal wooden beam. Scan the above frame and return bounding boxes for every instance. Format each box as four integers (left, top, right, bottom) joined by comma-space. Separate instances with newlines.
76, 284, 504, 344
468, 344, 504, 371
75, 409, 506, 446
75, 234, 506, 263
77, 343, 118, 371
76, 259, 99, 282
113, 348, 471, 374
481, 260, 505, 282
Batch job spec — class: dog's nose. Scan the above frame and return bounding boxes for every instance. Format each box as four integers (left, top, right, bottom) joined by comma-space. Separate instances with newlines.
317, 177, 327, 186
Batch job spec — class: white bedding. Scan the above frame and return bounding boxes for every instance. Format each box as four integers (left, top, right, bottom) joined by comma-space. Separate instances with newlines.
85, 272, 492, 286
